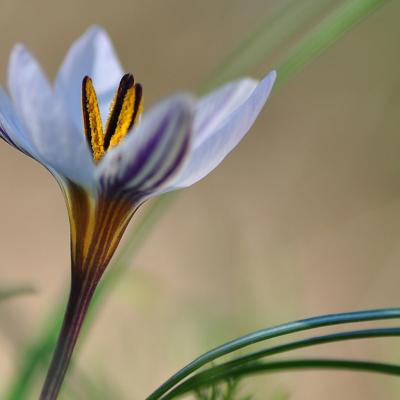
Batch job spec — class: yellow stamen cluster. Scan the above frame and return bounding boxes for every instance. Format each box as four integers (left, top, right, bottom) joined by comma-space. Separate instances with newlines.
81, 73, 143, 162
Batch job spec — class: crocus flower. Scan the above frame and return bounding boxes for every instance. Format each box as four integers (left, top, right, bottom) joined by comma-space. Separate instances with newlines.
0, 26, 276, 399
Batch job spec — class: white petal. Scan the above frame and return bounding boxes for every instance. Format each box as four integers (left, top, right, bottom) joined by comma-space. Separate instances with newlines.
8, 45, 95, 187
55, 26, 124, 127
0, 88, 38, 157
167, 71, 277, 189
97, 94, 194, 196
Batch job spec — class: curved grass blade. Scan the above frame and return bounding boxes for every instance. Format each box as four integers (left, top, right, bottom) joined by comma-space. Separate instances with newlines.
162, 358, 400, 399
146, 308, 400, 399
4, 0, 389, 398
158, 327, 400, 399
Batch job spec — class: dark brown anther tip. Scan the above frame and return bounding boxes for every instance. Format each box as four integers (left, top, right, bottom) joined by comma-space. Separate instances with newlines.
82, 75, 91, 88
119, 73, 134, 90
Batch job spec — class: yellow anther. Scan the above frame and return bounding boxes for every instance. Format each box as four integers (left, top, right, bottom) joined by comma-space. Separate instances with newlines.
82, 77, 105, 161
132, 84, 143, 126
108, 84, 143, 149
107, 84, 135, 149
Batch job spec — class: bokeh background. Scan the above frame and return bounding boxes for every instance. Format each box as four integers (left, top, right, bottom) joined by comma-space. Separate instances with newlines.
0, 0, 400, 398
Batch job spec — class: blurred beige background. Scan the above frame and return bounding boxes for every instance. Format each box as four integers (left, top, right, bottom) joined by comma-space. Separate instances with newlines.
0, 0, 400, 399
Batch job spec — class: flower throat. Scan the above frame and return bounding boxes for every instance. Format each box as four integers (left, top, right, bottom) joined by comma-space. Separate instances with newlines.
81, 73, 143, 162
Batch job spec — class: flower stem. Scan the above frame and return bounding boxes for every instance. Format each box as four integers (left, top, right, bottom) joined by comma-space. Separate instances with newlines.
39, 276, 98, 400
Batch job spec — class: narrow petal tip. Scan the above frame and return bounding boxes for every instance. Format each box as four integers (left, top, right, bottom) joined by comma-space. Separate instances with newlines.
268, 69, 277, 81
83, 24, 109, 40
8, 43, 31, 72
10, 42, 25, 56
261, 70, 277, 93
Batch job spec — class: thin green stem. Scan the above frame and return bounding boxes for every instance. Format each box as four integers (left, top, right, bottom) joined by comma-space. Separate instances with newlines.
146, 308, 400, 399
163, 358, 400, 398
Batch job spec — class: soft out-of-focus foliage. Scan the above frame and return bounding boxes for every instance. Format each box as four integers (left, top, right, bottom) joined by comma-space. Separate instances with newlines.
193, 378, 245, 400
0, 285, 35, 303
64, 368, 126, 400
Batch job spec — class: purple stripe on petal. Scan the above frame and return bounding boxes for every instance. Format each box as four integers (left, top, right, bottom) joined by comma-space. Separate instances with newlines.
127, 112, 186, 190
122, 134, 189, 204
101, 113, 170, 192
141, 134, 190, 193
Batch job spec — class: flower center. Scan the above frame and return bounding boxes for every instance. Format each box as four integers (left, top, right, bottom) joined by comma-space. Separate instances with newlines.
81, 73, 143, 162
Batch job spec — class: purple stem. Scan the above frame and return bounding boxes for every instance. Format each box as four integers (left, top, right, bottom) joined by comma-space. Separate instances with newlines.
39, 275, 98, 400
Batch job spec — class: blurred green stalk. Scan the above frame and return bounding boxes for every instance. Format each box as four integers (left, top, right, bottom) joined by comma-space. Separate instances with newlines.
275, 0, 388, 86
4, 0, 387, 398
199, 0, 336, 93
0, 285, 36, 302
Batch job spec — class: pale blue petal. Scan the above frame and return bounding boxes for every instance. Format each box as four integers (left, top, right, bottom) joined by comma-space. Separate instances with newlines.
97, 94, 194, 199
55, 26, 124, 128
8, 45, 95, 187
0, 88, 38, 157
166, 71, 277, 189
